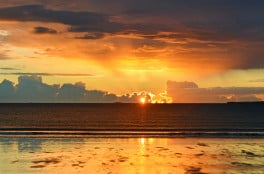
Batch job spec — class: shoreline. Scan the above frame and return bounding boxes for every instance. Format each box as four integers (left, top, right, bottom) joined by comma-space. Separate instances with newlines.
0, 129, 264, 138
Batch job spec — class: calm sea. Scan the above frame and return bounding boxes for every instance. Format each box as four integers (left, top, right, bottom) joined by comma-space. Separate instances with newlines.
0, 103, 264, 138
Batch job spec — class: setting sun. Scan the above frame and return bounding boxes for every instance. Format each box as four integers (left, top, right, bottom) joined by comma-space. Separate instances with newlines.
140, 97, 146, 104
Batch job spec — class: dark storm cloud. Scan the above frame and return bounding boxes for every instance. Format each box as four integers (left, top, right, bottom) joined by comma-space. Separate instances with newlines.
112, 0, 264, 41
1, 1, 264, 70
0, 4, 129, 35
0, 4, 131, 36
1, 2, 264, 41
34, 26, 57, 34
123, 0, 264, 22
0, 5, 107, 26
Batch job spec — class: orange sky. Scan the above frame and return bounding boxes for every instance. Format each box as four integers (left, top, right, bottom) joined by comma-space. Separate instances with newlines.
1, 1, 264, 102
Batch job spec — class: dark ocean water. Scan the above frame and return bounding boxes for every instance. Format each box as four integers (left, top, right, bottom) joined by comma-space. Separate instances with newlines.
0, 103, 264, 138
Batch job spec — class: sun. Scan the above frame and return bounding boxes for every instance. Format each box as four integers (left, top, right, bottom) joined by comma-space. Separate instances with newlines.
140, 97, 146, 104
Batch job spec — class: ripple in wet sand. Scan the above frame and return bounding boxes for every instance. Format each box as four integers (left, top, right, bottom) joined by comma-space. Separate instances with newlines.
197, 143, 208, 147
186, 146, 195, 149
185, 166, 207, 174
30, 165, 46, 168
241, 150, 257, 157
32, 157, 61, 165
11, 160, 19, 164
231, 162, 253, 167
118, 156, 129, 163
195, 153, 204, 157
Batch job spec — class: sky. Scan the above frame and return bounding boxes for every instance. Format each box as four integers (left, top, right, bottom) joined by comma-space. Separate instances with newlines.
1, 0, 264, 103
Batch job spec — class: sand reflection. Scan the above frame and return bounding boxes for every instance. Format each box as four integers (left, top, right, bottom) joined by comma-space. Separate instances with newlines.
0, 138, 264, 174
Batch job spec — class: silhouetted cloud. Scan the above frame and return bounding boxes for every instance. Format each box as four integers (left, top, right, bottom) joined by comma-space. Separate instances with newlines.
1, 2, 264, 42
1, 76, 264, 103
15, 76, 59, 102
0, 76, 151, 103
0, 79, 15, 101
34, 26, 57, 34
167, 80, 264, 103
57, 83, 86, 102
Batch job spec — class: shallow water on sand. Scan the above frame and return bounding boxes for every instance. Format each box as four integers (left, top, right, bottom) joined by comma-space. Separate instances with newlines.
0, 138, 264, 174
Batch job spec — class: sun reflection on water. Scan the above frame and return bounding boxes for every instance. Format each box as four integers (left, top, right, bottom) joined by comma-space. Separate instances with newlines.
140, 138, 145, 145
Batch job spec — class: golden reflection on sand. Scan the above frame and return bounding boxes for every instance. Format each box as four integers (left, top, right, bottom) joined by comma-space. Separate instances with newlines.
0, 138, 264, 174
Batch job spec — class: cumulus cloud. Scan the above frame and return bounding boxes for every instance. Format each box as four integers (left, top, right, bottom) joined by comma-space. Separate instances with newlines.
57, 83, 86, 102
34, 26, 57, 34
15, 76, 59, 102
167, 80, 264, 103
0, 79, 15, 101
1, 76, 264, 103
0, 76, 155, 103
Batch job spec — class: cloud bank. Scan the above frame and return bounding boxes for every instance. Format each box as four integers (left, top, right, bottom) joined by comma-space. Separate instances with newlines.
0, 76, 158, 103
167, 80, 264, 103
0, 76, 263, 103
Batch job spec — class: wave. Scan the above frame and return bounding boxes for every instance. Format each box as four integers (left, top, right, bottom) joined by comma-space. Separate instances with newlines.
1, 128, 264, 138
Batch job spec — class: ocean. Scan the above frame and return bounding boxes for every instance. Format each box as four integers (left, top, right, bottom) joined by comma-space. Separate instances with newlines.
0, 103, 263, 138
1, 103, 264, 173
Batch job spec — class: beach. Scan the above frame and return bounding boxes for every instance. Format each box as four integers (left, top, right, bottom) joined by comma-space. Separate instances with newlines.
0, 103, 263, 173
1, 138, 264, 174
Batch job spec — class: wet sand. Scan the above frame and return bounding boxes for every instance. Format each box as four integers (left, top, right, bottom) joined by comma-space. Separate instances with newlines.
0, 138, 264, 174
